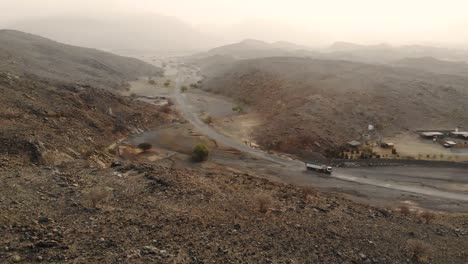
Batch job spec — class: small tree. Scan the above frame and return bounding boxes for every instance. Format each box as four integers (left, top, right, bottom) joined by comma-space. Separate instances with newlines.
137, 143, 152, 153
181, 86, 188, 93
164, 80, 171, 87
192, 144, 209, 162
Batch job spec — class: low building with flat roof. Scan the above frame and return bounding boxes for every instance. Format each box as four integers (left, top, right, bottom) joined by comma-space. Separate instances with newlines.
450, 131, 468, 139
420, 132, 444, 138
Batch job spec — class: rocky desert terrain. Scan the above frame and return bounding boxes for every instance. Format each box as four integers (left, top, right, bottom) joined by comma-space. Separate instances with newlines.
1, 31, 467, 264
199, 57, 468, 157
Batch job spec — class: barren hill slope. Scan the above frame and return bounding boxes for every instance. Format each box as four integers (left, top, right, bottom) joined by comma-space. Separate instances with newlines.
201, 57, 468, 156
0, 42, 467, 263
0, 30, 161, 90
0, 72, 168, 167
0, 71, 467, 263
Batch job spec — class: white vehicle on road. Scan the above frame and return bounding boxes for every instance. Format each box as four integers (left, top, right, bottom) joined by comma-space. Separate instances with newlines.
305, 162, 333, 174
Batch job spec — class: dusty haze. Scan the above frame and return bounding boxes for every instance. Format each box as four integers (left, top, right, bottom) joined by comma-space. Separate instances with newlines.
1, 0, 468, 48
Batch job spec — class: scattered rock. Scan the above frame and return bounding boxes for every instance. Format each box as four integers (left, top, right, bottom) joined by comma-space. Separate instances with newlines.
38, 216, 49, 224
141, 246, 159, 255
12, 254, 21, 263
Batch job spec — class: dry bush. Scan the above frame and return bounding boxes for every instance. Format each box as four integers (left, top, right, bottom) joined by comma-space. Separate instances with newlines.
202, 115, 213, 124
84, 186, 113, 208
166, 98, 174, 106
255, 193, 273, 213
406, 239, 432, 263
302, 186, 318, 200
160, 104, 172, 114
398, 205, 411, 216
41, 151, 74, 166
420, 211, 436, 224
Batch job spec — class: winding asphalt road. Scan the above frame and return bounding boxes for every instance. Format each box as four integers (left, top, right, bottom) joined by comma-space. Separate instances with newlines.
172, 72, 468, 203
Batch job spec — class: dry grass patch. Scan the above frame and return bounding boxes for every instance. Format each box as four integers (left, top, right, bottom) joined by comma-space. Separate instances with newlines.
302, 186, 318, 200
420, 211, 436, 224
398, 205, 411, 216
406, 239, 432, 263
255, 193, 273, 213
83, 186, 113, 208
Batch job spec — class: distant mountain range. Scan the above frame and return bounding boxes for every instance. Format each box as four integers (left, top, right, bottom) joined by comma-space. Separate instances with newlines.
189, 39, 468, 80
324, 42, 468, 63
190, 39, 317, 60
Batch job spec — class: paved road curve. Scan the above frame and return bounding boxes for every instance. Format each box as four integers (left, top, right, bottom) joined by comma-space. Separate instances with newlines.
173, 72, 468, 202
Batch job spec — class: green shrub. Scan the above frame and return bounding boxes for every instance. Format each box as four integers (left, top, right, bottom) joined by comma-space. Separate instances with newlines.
192, 144, 209, 162
181, 86, 188, 92
232, 105, 243, 113
164, 80, 171, 87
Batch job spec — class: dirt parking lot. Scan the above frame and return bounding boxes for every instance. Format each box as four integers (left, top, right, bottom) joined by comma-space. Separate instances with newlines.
380, 133, 468, 161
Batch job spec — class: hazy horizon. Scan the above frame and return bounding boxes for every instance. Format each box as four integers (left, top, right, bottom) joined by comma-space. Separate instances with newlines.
2, 0, 468, 49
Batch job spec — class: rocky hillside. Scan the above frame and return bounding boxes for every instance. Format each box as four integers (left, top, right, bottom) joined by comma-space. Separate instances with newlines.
1, 155, 467, 263
0, 46, 466, 264
0, 30, 162, 90
200, 57, 468, 156
0, 72, 169, 167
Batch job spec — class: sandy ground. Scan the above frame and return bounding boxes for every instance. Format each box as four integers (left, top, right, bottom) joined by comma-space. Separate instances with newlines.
382, 133, 468, 161
125, 78, 172, 97
185, 89, 262, 144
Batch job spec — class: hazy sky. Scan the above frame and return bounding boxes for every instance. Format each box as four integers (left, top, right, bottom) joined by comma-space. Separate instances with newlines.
2, 0, 468, 46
